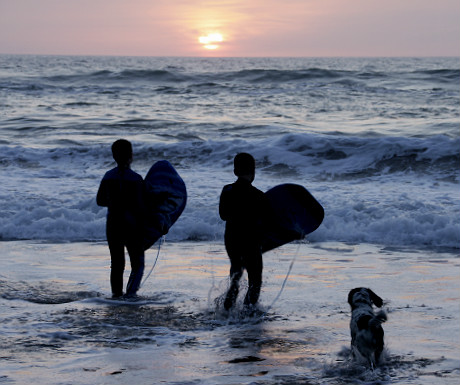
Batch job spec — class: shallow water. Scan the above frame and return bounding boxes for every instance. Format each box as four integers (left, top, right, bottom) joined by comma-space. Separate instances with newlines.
1, 241, 459, 384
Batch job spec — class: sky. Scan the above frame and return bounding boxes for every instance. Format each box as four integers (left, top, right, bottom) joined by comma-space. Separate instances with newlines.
0, 0, 459, 57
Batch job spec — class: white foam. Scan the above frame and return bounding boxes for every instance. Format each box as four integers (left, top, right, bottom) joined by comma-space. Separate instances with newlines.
1, 132, 459, 249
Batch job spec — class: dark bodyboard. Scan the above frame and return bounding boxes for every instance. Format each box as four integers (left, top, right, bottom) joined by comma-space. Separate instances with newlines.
143, 160, 187, 250
261, 183, 324, 253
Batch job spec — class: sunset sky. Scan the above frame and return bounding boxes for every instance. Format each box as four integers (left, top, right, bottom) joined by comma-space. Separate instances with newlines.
1, 0, 459, 57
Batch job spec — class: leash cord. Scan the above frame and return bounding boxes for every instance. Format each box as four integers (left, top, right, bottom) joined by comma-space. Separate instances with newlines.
263, 242, 302, 315
265, 254, 296, 313
140, 235, 165, 288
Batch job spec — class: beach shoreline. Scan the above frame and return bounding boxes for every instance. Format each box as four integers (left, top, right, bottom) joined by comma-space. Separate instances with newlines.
1, 240, 459, 384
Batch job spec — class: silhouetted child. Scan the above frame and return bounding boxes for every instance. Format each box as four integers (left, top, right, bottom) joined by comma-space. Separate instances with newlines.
219, 152, 269, 310
97, 139, 145, 298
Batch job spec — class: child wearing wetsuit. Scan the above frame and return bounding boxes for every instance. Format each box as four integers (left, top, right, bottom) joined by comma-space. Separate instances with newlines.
97, 139, 145, 298
219, 153, 268, 310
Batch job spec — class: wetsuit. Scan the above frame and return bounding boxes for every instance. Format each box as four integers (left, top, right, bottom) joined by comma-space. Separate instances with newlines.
219, 177, 268, 309
97, 166, 145, 297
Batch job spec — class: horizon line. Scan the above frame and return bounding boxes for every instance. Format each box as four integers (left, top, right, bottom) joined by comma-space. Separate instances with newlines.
1, 52, 459, 59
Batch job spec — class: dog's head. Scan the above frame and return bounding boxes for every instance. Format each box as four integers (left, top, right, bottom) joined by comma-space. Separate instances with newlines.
348, 287, 383, 310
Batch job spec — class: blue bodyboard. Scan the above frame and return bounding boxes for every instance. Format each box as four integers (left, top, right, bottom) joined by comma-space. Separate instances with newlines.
261, 184, 324, 253
143, 160, 187, 250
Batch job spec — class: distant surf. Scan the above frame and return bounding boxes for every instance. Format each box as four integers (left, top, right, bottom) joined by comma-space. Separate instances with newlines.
0, 55, 459, 249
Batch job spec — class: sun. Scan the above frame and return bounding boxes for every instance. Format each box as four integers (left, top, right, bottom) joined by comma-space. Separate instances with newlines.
198, 33, 223, 50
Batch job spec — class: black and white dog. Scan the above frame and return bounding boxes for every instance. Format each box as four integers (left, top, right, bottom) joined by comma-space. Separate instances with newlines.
348, 287, 387, 368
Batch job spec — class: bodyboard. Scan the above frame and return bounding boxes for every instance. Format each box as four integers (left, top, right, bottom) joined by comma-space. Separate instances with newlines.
143, 160, 187, 250
261, 183, 324, 253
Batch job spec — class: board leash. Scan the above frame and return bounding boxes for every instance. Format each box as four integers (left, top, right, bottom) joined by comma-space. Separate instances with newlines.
140, 235, 165, 288
262, 242, 302, 316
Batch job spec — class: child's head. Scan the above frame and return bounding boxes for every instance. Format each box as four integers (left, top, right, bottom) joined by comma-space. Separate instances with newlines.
111, 139, 133, 167
234, 152, 256, 179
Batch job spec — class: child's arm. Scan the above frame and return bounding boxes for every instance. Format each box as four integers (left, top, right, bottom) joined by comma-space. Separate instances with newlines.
219, 186, 232, 221
96, 178, 109, 207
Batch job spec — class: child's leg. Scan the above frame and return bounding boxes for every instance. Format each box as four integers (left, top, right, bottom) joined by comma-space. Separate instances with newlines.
106, 219, 126, 297
244, 251, 263, 306
108, 237, 125, 297
224, 258, 243, 310
126, 242, 145, 296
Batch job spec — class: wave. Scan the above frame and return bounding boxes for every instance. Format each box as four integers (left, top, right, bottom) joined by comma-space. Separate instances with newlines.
99, 69, 191, 82
1, 56, 458, 248
1, 132, 458, 178
0, 181, 458, 249
0, 133, 458, 248
268, 133, 460, 180
222, 68, 347, 83
3, 68, 457, 111
411, 69, 460, 82
14, 68, 347, 87
127, 133, 459, 180
7, 66, 456, 88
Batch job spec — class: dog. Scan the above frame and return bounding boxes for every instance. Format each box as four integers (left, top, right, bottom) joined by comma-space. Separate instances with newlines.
348, 287, 387, 368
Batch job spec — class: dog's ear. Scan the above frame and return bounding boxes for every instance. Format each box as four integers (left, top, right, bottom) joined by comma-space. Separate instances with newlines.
367, 289, 383, 307
348, 288, 359, 306
357, 315, 372, 330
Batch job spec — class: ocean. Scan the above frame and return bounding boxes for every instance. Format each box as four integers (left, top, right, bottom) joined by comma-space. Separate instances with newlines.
0, 55, 459, 384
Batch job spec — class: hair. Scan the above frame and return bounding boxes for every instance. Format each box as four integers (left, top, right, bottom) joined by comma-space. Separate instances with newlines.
234, 152, 256, 177
111, 139, 133, 166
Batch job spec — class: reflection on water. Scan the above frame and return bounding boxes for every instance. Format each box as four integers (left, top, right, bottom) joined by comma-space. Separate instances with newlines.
0, 242, 459, 384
